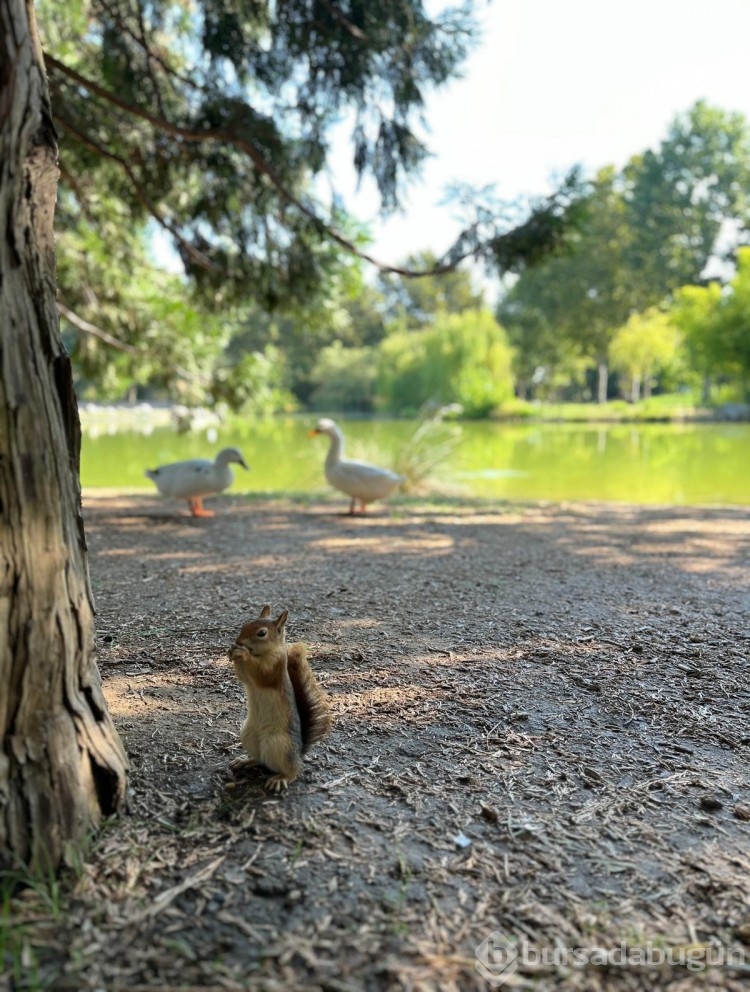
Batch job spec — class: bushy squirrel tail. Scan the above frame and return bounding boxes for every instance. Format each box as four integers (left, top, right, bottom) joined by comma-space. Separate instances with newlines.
287, 643, 333, 752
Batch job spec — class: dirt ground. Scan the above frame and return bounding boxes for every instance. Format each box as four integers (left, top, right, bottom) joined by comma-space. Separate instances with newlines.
7, 492, 750, 991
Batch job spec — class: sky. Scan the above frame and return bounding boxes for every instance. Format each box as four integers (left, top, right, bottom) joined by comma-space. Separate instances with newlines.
328, 0, 750, 269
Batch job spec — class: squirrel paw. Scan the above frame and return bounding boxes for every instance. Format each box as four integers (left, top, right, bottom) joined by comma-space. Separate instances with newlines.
230, 756, 258, 772
264, 774, 291, 793
229, 646, 252, 664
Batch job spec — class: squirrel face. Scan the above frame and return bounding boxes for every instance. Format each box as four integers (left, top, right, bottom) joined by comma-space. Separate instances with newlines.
234, 605, 288, 659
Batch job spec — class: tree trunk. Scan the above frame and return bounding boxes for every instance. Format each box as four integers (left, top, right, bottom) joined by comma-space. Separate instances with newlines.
0, 0, 128, 872
597, 360, 608, 404
630, 374, 641, 404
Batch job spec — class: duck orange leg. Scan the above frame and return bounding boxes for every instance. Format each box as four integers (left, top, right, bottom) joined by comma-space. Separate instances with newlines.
188, 497, 215, 518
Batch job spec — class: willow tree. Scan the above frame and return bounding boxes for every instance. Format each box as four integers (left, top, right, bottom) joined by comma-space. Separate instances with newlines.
0, 0, 128, 872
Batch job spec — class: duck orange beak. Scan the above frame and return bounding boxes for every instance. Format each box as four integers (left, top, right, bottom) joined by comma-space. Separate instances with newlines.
309, 428, 320, 437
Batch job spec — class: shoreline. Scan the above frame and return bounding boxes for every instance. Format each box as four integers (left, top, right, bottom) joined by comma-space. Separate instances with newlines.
77, 400, 750, 433
80, 491, 750, 511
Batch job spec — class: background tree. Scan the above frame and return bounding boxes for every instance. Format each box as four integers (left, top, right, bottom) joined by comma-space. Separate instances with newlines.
672, 247, 750, 401
621, 102, 750, 303
712, 247, 750, 395
500, 104, 750, 403
308, 342, 379, 412
302, 256, 489, 411
671, 282, 724, 401
1, 0, 128, 872
223, 242, 386, 409
209, 347, 296, 416
377, 250, 486, 328
377, 309, 514, 416
502, 300, 589, 401
608, 308, 682, 402
500, 170, 635, 402
56, 186, 239, 405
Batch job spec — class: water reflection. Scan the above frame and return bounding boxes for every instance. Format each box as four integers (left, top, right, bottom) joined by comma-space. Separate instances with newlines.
79, 416, 750, 506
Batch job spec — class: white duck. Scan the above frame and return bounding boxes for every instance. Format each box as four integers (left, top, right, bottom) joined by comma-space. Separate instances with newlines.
145, 447, 249, 517
311, 418, 404, 515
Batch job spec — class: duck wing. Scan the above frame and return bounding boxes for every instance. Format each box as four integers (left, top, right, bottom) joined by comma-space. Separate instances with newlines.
145, 458, 220, 498
327, 459, 404, 500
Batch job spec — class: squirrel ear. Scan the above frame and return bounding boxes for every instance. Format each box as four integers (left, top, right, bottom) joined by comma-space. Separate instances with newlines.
259, 605, 271, 618
275, 609, 289, 631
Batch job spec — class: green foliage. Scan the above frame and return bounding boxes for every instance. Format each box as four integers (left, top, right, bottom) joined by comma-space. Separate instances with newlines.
715, 248, 750, 391
485, 393, 704, 422
609, 308, 683, 401
671, 282, 724, 391
672, 248, 750, 398
210, 348, 297, 416
40, 0, 478, 308
57, 194, 233, 404
377, 309, 514, 417
377, 251, 485, 327
224, 269, 384, 407
308, 343, 378, 412
621, 102, 750, 302
442, 168, 589, 275
500, 103, 750, 402
340, 284, 390, 347
499, 168, 637, 401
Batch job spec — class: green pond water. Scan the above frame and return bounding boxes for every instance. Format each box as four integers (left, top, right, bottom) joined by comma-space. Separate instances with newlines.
80, 417, 750, 506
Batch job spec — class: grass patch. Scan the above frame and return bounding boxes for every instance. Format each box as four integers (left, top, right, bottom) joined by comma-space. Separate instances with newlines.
493, 392, 716, 422
0, 862, 67, 992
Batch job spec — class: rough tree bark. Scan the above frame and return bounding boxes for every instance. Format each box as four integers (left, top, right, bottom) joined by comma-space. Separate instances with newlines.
0, 0, 128, 872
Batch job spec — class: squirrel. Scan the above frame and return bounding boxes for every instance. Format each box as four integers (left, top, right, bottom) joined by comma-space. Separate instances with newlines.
228, 605, 332, 792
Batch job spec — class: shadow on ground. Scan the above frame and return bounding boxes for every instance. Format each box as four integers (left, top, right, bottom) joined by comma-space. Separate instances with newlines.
7, 495, 750, 991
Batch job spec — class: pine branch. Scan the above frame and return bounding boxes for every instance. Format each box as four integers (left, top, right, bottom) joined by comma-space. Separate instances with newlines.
58, 301, 210, 384
58, 301, 141, 354
46, 56, 583, 282
45, 54, 484, 278
55, 112, 219, 271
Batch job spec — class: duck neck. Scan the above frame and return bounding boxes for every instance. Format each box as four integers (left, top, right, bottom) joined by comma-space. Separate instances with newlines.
325, 428, 344, 468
